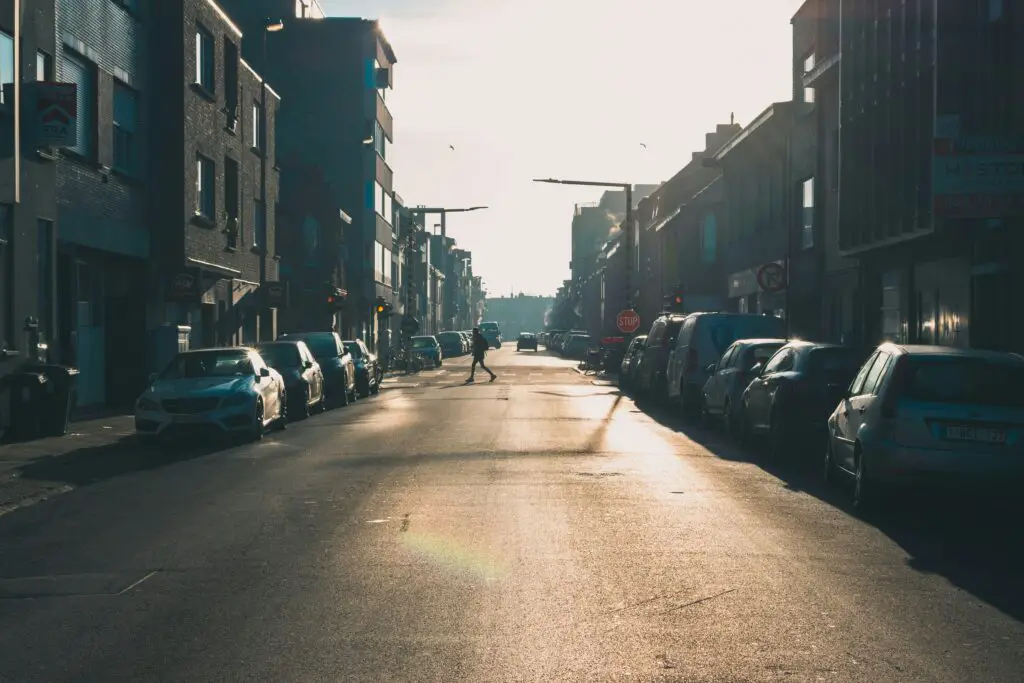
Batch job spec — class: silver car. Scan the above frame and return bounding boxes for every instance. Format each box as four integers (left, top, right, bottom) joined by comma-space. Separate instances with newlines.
135, 347, 287, 442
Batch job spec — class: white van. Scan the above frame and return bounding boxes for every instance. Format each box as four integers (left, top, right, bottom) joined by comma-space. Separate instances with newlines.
666, 313, 787, 416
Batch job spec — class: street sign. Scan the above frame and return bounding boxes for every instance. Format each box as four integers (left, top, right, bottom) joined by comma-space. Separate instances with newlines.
616, 309, 641, 334
756, 262, 787, 293
36, 82, 77, 148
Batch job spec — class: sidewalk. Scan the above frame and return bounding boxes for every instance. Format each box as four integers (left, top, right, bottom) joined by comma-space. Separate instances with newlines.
0, 414, 136, 515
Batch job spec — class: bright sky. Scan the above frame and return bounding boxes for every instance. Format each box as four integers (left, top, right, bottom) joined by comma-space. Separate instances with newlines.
322, 0, 806, 297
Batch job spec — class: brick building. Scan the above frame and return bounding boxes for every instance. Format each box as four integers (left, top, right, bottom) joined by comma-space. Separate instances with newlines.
0, 0, 58, 397
217, 0, 398, 347
52, 0, 148, 408
149, 0, 280, 368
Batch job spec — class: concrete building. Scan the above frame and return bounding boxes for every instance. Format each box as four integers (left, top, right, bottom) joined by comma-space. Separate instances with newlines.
149, 0, 281, 368
635, 123, 739, 322
0, 0, 58, 398
482, 295, 554, 339
217, 0, 398, 346
838, 0, 1024, 352
795, 0, 856, 344
50, 0, 148, 408
712, 101, 816, 337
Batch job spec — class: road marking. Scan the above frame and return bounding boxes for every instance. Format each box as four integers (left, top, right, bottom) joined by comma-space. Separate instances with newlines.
118, 570, 159, 595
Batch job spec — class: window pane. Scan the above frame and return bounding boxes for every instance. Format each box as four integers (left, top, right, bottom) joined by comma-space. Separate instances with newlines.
0, 32, 11, 104
36, 50, 51, 82
60, 53, 93, 157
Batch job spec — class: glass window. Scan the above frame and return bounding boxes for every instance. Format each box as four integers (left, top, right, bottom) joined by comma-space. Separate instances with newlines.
254, 199, 265, 248
113, 83, 137, 174
862, 353, 893, 395
0, 31, 11, 104
803, 52, 815, 103
849, 351, 880, 395
700, 211, 717, 264
196, 155, 214, 217
161, 350, 250, 379
382, 246, 392, 286
374, 121, 386, 158
374, 241, 384, 283
903, 357, 1024, 407
196, 26, 214, 90
61, 52, 94, 158
763, 348, 794, 374
801, 177, 814, 249
36, 50, 52, 82
252, 101, 264, 150
718, 345, 738, 370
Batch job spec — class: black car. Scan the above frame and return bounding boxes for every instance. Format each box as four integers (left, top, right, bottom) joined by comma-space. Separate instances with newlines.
278, 331, 357, 408
517, 333, 538, 351
344, 339, 383, 397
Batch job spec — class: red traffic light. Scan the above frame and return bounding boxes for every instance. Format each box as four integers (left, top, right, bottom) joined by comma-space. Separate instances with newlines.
673, 295, 683, 304
327, 295, 336, 304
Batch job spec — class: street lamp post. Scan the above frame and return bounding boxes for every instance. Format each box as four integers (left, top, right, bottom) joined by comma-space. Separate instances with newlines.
260, 18, 284, 339
533, 178, 635, 312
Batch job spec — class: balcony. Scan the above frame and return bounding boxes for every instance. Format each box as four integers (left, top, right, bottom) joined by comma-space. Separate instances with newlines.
376, 94, 393, 142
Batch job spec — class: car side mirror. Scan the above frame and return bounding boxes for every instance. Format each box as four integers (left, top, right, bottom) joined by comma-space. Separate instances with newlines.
148, 372, 158, 384
259, 367, 271, 378
749, 362, 763, 376
705, 362, 717, 373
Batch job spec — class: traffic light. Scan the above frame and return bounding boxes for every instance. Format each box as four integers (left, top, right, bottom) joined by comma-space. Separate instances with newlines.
374, 298, 393, 316
325, 284, 345, 310
664, 289, 684, 312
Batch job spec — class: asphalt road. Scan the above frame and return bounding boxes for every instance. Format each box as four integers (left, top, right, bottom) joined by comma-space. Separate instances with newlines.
1, 346, 1023, 682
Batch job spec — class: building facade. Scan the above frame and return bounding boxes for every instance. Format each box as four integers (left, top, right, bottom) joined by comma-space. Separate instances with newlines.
52, 0, 148, 408
0, 0, 59, 398
149, 0, 280, 372
218, 1, 398, 346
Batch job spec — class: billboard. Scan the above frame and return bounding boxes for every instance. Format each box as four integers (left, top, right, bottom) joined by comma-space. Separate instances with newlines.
36, 82, 77, 148
932, 127, 1024, 218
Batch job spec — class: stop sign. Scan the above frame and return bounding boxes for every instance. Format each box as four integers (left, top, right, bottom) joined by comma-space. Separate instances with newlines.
616, 309, 641, 334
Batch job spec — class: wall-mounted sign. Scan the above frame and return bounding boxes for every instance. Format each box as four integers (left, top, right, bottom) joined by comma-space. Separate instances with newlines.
932, 124, 1024, 218
261, 281, 288, 308
166, 271, 200, 302
36, 82, 77, 148
756, 262, 787, 293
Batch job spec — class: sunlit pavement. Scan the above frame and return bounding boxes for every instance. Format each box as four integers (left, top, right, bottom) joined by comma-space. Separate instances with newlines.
1, 345, 1023, 681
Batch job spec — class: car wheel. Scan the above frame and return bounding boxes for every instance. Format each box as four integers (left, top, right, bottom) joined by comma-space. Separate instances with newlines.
250, 398, 265, 442
823, 438, 839, 487
295, 387, 311, 419
853, 447, 884, 516
338, 377, 350, 406
275, 393, 288, 430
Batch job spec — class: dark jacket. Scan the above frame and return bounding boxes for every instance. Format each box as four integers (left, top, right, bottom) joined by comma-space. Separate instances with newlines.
472, 333, 488, 358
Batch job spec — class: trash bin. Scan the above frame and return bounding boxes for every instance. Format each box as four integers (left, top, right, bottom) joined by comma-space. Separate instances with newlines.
25, 364, 80, 437
4, 371, 48, 441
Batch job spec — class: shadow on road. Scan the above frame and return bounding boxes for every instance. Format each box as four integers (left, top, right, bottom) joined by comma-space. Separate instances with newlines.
632, 391, 1024, 624
16, 436, 225, 489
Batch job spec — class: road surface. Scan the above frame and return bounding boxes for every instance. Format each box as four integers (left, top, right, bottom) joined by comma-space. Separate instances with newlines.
1, 346, 1022, 681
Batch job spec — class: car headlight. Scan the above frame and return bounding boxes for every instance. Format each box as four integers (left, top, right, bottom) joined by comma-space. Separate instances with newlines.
222, 394, 252, 408
136, 396, 160, 411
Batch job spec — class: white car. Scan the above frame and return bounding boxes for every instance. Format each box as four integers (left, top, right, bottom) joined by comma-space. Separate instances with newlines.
135, 347, 287, 442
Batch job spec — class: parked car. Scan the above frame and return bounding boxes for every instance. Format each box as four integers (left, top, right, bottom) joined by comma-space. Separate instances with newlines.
344, 339, 383, 397
826, 344, 1024, 513
619, 335, 647, 391
255, 340, 326, 419
135, 347, 286, 442
278, 331, 357, 407
701, 338, 786, 434
410, 335, 443, 367
667, 312, 788, 416
438, 331, 467, 358
517, 333, 539, 351
636, 314, 689, 401
738, 341, 864, 460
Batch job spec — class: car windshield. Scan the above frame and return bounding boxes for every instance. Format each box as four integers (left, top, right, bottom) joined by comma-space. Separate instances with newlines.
256, 344, 302, 369
520, 334, 534, 339
749, 344, 784, 365
288, 335, 337, 361
160, 350, 251, 380
344, 342, 362, 358
901, 357, 1024, 408
412, 337, 436, 348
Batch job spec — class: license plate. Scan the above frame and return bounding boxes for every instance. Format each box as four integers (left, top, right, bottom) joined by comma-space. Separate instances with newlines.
944, 426, 1006, 444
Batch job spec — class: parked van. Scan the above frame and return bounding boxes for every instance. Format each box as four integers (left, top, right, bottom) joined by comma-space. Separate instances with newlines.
666, 313, 787, 416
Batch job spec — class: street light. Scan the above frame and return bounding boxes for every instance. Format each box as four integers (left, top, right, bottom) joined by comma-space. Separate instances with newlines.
533, 178, 636, 311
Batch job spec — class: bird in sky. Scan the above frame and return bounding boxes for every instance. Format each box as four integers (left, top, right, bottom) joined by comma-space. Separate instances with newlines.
449, 144, 456, 151
640, 143, 648, 149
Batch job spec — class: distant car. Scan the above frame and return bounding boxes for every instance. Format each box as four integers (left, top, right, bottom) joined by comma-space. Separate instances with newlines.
135, 347, 286, 442
437, 331, 466, 358
410, 335, 443, 367
480, 321, 502, 348
344, 339, 383, 397
517, 333, 538, 351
